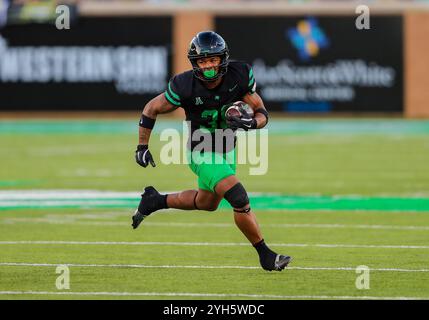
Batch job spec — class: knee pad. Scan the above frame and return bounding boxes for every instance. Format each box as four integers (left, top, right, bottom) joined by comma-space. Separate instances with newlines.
223, 183, 250, 213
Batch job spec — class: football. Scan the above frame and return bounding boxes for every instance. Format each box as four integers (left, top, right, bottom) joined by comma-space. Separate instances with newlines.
225, 101, 254, 120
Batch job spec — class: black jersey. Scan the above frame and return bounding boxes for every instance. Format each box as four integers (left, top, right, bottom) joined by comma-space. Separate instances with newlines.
164, 61, 256, 153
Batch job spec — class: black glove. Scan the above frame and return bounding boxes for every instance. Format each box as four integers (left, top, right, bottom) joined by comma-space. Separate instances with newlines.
135, 144, 156, 168
226, 114, 257, 131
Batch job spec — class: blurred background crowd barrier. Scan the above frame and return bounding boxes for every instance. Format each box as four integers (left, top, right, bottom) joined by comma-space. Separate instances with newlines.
0, 0, 428, 117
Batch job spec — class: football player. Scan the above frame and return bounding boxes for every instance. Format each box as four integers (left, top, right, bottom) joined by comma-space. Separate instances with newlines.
132, 31, 291, 271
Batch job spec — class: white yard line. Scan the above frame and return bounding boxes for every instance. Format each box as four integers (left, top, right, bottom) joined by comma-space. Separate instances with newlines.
0, 200, 131, 206
0, 190, 140, 200
0, 190, 268, 200
0, 240, 428, 249
1, 190, 427, 199
2, 218, 429, 231
0, 262, 428, 273
0, 291, 426, 300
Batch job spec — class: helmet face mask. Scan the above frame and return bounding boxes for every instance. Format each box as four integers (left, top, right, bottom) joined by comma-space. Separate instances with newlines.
187, 31, 229, 82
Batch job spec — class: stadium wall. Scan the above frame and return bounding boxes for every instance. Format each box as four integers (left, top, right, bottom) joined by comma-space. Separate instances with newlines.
1, 2, 428, 118
405, 11, 429, 118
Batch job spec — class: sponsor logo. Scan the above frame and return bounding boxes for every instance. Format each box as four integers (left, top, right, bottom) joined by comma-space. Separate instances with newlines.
195, 97, 204, 105
0, 35, 168, 95
228, 83, 238, 92
253, 59, 395, 102
287, 17, 329, 62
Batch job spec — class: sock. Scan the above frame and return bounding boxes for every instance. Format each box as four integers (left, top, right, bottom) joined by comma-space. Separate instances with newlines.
161, 194, 169, 209
253, 239, 277, 270
153, 194, 168, 210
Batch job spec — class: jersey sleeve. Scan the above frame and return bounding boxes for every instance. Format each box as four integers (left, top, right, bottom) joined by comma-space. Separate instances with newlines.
245, 63, 257, 94
164, 75, 183, 107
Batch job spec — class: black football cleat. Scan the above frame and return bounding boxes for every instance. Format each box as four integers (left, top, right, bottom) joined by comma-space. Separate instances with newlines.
273, 255, 292, 271
131, 186, 167, 229
131, 209, 148, 230
261, 254, 292, 271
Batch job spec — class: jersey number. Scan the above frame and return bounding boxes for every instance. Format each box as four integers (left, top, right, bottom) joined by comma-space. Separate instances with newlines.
200, 105, 230, 132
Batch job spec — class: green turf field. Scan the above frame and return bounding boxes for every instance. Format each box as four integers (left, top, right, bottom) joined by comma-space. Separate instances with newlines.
0, 119, 428, 299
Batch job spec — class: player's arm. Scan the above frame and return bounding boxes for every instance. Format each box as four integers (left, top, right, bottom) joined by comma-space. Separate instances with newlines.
139, 93, 178, 145
242, 92, 269, 129
227, 63, 268, 131
136, 93, 178, 168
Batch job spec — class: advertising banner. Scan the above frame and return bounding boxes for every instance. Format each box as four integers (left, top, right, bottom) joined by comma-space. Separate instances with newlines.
0, 16, 172, 111
216, 16, 403, 113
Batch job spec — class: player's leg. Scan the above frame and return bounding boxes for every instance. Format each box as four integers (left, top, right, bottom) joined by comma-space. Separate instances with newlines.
132, 151, 223, 229
132, 187, 221, 229
187, 150, 292, 270
132, 184, 222, 229
166, 188, 222, 211
215, 175, 292, 271
215, 175, 261, 244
